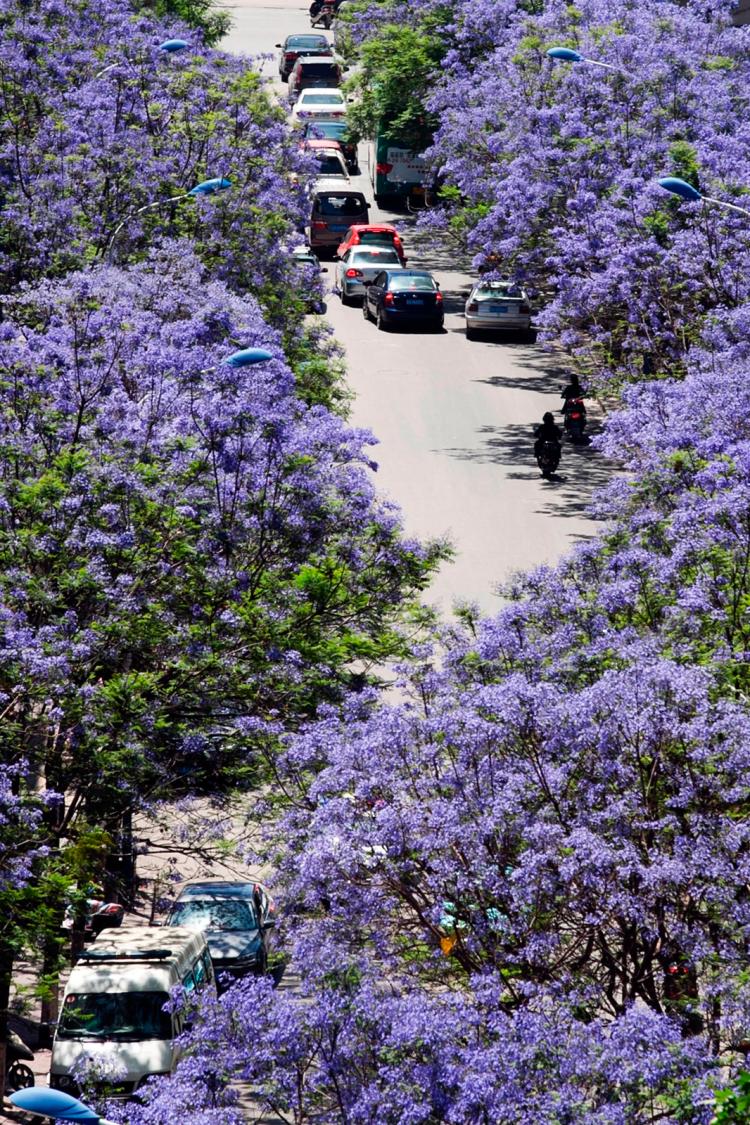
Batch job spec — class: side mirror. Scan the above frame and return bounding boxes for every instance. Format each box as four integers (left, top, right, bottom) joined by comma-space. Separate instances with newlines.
275, 43, 282, 47
263, 917, 277, 930
321, 266, 329, 273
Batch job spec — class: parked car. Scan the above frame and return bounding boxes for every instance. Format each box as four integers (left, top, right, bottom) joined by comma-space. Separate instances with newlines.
288, 55, 342, 102
464, 280, 532, 339
302, 119, 358, 172
305, 138, 350, 180
165, 881, 277, 988
307, 185, 370, 253
291, 87, 347, 122
336, 223, 406, 264
276, 33, 330, 81
335, 245, 404, 303
362, 269, 443, 331
291, 244, 328, 312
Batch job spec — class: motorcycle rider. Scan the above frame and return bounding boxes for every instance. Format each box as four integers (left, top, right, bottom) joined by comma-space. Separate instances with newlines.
560, 372, 584, 405
534, 411, 562, 459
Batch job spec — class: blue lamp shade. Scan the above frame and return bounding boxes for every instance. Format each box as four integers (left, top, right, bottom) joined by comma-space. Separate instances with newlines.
222, 347, 274, 368
188, 177, 232, 196
657, 176, 702, 203
159, 38, 189, 52
547, 46, 583, 62
10, 1088, 101, 1121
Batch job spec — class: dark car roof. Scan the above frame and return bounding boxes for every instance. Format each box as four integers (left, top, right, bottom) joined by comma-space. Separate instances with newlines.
177, 881, 261, 900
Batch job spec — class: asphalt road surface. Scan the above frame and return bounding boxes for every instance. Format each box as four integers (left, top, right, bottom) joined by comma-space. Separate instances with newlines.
222, 0, 606, 617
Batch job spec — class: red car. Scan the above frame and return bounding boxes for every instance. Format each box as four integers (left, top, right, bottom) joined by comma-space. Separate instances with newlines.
335, 224, 407, 265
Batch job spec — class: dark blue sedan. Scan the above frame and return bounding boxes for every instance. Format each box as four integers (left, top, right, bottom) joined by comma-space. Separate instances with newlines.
362, 269, 444, 331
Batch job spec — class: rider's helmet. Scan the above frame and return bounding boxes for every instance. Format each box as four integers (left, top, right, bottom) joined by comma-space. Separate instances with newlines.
543, 412, 554, 424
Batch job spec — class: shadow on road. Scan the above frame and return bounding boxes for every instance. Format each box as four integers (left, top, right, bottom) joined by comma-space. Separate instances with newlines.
436, 421, 616, 522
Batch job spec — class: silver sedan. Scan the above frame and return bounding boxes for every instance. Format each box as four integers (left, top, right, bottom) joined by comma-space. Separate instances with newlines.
335, 246, 404, 304
464, 280, 532, 339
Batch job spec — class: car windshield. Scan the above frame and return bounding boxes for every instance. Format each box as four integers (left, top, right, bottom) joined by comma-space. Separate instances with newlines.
316, 156, 345, 175
302, 93, 344, 104
301, 63, 337, 75
316, 195, 366, 216
309, 122, 348, 139
58, 992, 172, 1041
352, 250, 400, 265
168, 900, 257, 931
358, 231, 395, 245
288, 36, 327, 47
475, 283, 523, 298
390, 276, 437, 292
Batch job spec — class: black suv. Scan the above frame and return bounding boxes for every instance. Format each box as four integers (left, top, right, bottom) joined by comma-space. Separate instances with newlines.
277, 33, 330, 81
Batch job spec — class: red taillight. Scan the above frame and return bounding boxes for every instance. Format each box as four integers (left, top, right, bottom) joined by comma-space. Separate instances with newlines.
435, 291, 443, 303
384, 292, 394, 305
519, 302, 530, 313
467, 301, 478, 313
285, 51, 295, 59
376, 162, 393, 175
312, 220, 327, 229
345, 268, 363, 278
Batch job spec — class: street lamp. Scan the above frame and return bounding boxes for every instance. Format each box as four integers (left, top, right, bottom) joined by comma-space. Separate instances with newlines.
546, 45, 633, 76
102, 176, 232, 257
10, 1087, 117, 1123
657, 175, 750, 217
222, 347, 274, 367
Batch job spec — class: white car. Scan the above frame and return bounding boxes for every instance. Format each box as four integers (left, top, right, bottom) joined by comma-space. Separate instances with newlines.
335, 246, 403, 304
464, 280, 533, 339
311, 145, 350, 181
291, 88, 347, 122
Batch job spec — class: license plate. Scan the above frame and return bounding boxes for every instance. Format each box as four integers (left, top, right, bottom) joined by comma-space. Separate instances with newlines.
330, 225, 347, 231
411, 185, 425, 195
489, 304, 508, 313
406, 297, 423, 305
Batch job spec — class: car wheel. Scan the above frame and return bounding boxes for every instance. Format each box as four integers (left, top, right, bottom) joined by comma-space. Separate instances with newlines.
362, 299, 371, 321
341, 287, 351, 306
376, 309, 388, 331
466, 327, 476, 341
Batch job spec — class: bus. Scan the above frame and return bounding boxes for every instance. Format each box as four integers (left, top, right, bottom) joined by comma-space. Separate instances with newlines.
367, 124, 431, 207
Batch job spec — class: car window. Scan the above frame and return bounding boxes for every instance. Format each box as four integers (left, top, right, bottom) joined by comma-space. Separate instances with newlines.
316, 156, 345, 176
168, 900, 258, 931
358, 231, 396, 246
300, 63, 338, 75
301, 92, 344, 104
288, 35, 328, 47
475, 283, 522, 298
371, 272, 386, 288
389, 275, 437, 292
315, 194, 366, 216
351, 249, 401, 265
202, 950, 214, 982
182, 969, 196, 992
192, 957, 206, 986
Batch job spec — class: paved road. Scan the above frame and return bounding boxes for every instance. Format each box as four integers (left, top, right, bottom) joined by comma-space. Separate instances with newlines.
221, 0, 606, 617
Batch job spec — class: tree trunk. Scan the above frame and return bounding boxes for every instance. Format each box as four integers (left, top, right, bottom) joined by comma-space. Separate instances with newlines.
0, 942, 15, 1102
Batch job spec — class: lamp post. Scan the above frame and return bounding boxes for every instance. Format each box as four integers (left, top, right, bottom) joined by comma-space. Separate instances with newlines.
657, 175, 750, 218
546, 45, 634, 77
95, 37, 189, 78
10, 1087, 117, 1124
102, 176, 232, 258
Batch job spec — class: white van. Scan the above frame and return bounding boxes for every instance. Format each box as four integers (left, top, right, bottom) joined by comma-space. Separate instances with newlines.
50, 926, 214, 1098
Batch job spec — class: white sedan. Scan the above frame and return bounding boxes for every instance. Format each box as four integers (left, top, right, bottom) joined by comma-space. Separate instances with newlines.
335, 245, 404, 304
291, 88, 347, 123
464, 280, 533, 339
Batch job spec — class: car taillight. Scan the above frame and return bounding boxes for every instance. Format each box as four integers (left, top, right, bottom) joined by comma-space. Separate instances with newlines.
467, 301, 478, 313
376, 162, 393, 175
384, 292, 394, 305
435, 291, 443, 303
285, 52, 295, 59
312, 220, 327, 229
345, 268, 363, 278
519, 302, 530, 313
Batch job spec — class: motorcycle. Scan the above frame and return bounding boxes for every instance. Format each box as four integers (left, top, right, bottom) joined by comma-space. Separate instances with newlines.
563, 396, 587, 443
62, 896, 125, 938
536, 440, 561, 479
6, 1029, 35, 1093
310, 2, 335, 27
